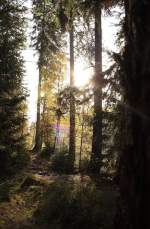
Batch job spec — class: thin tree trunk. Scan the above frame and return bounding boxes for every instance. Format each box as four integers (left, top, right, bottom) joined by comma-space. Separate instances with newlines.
79, 105, 85, 171
33, 66, 42, 154
69, 11, 75, 171
53, 116, 61, 152
90, 2, 102, 173
42, 96, 47, 147
33, 0, 46, 154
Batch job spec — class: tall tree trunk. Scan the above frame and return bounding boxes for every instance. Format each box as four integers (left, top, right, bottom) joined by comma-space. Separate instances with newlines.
32, 0, 46, 154
115, 1, 150, 228
90, 2, 102, 173
79, 105, 85, 171
33, 66, 42, 154
69, 14, 75, 171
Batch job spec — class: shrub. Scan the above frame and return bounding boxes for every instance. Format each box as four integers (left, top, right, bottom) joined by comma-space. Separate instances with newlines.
10, 150, 30, 173
79, 158, 90, 173
0, 149, 30, 178
40, 144, 54, 159
50, 150, 72, 174
0, 181, 9, 202
34, 181, 104, 229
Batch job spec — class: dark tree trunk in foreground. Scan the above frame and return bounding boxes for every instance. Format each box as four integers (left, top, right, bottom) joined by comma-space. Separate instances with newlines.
69, 15, 76, 171
115, 1, 150, 228
33, 67, 42, 154
90, 2, 102, 173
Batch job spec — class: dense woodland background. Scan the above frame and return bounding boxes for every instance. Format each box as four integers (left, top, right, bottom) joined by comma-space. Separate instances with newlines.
0, 0, 150, 229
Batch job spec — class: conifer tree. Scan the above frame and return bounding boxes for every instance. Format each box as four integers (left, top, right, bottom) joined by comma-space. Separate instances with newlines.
81, 0, 117, 173
57, 0, 79, 171
0, 0, 27, 177
80, 0, 103, 173
32, 0, 62, 153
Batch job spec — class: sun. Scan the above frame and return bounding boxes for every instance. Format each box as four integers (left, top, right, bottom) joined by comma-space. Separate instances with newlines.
74, 61, 92, 88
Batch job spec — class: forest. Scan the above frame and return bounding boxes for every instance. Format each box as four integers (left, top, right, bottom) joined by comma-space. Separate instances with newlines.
0, 0, 150, 229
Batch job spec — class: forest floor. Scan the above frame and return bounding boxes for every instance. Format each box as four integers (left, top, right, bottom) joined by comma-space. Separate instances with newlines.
0, 154, 118, 229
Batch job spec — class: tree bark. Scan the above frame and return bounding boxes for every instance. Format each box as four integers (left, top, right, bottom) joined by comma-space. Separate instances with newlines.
115, 1, 150, 228
69, 13, 76, 171
32, 66, 42, 154
90, 2, 102, 173
32, 0, 46, 154
79, 105, 85, 171
53, 115, 61, 153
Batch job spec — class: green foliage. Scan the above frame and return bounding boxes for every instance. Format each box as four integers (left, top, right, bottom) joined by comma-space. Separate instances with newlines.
10, 151, 30, 173
0, 150, 30, 178
40, 144, 54, 159
32, 0, 63, 65
50, 150, 73, 174
0, 182, 9, 202
0, 0, 28, 177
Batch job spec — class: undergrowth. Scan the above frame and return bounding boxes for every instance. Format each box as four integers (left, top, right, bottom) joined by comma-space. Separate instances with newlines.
34, 179, 116, 229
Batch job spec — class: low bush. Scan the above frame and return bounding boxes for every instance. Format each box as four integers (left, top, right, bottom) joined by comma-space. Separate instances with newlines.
0, 149, 30, 178
50, 150, 72, 174
0, 181, 9, 202
34, 181, 105, 229
79, 158, 90, 173
40, 144, 54, 159
10, 150, 30, 172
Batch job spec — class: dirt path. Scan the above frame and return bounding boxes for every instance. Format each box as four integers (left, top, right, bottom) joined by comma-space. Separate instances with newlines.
0, 154, 51, 229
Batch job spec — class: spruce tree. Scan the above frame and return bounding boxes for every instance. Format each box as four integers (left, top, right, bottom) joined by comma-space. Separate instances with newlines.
90, 0, 103, 174
81, 0, 118, 174
0, 0, 27, 177
57, 0, 78, 171
80, 0, 103, 173
32, 0, 62, 153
